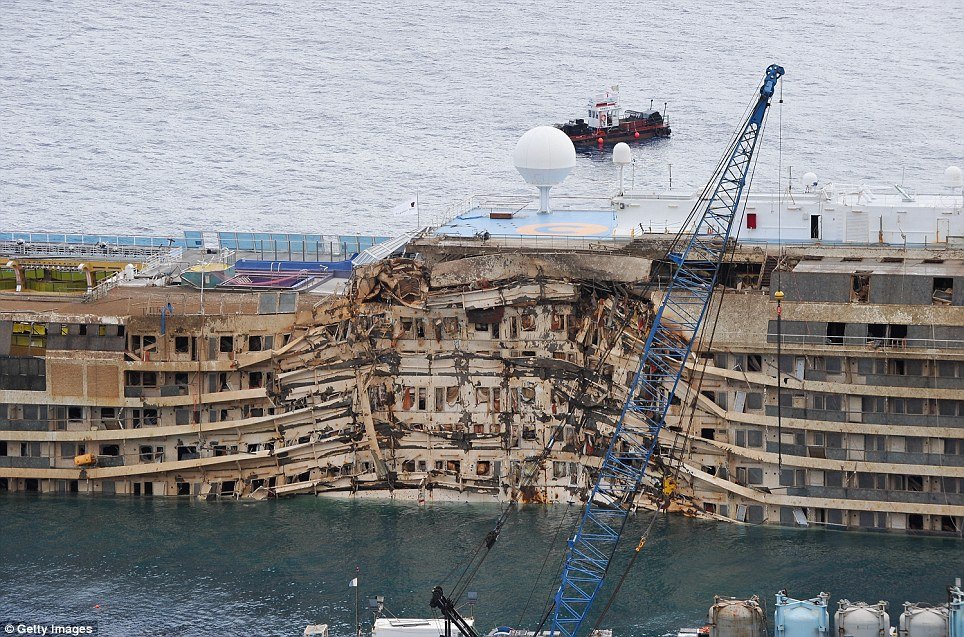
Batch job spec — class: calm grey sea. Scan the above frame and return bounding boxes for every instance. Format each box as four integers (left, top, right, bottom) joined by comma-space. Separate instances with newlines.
0, 496, 961, 637
0, 0, 962, 236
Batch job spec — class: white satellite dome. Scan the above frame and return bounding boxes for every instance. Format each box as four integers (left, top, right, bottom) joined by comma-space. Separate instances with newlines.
943, 165, 963, 188
513, 127, 576, 213
612, 142, 632, 166
802, 171, 818, 189
513, 126, 576, 187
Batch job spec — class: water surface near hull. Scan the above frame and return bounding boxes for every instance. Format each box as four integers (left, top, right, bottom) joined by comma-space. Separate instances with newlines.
0, 495, 958, 637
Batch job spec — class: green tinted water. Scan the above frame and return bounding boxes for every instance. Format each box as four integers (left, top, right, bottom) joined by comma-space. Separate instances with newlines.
0, 495, 959, 636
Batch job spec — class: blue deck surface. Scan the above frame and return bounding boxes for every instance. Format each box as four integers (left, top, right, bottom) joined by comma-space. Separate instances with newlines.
435, 208, 616, 238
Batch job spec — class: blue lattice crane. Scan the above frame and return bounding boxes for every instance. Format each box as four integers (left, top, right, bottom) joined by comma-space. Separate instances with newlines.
549, 64, 785, 637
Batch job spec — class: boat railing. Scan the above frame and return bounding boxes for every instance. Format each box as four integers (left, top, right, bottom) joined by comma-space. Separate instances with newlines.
709, 330, 964, 351
427, 232, 631, 253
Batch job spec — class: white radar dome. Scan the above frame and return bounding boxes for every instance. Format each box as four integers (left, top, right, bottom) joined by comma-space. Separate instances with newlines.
513, 126, 576, 187
943, 165, 963, 188
802, 171, 818, 187
513, 126, 576, 213
612, 142, 632, 165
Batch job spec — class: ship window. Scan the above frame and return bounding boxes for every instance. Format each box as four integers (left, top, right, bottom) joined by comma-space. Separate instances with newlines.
850, 272, 870, 303
746, 213, 757, 229
826, 322, 846, 345
907, 475, 924, 492
219, 336, 234, 353
933, 277, 953, 305
175, 336, 190, 353
248, 335, 263, 351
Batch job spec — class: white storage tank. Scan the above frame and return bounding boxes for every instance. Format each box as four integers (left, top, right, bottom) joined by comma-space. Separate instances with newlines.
836, 601, 890, 637
709, 596, 766, 637
900, 603, 949, 637
776, 591, 831, 637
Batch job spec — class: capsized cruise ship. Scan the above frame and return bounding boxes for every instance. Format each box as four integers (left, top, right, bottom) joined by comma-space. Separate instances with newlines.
1, 149, 962, 536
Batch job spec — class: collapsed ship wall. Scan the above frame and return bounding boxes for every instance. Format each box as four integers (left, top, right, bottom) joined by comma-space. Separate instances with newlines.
269, 253, 703, 509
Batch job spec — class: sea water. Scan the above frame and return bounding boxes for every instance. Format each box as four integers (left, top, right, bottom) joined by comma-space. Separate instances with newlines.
0, 495, 959, 636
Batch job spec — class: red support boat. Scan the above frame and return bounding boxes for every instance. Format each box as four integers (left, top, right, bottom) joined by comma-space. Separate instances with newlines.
554, 86, 671, 148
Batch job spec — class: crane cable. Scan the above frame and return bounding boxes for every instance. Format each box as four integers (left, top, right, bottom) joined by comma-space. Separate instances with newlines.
444, 279, 656, 604
585, 86, 778, 634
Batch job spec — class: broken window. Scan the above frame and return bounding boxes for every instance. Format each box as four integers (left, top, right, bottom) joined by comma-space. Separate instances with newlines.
401, 387, 415, 410
219, 336, 234, 353
417, 387, 427, 410
442, 317, 460, 337
248, 335, 263, 351
174, 336, 190, 353
826, 322, 846, 345
9, 323, 47, 355
520, 312, 536, 331
550, 312, 565, 331
477, 460, 491, 476
446, 460, 461, 474
933, 277, 953, 305
249, 372, 264, 389
474, 322, 489, 333
492, 387, 501, 412
476, 387, 490, 408
446, 386, 459, 406
174, 372, 189, 386
747, 355, 762, 372
850, 272, 870, 303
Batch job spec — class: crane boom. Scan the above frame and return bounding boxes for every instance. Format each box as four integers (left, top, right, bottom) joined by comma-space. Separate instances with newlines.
549, 64, 785, 637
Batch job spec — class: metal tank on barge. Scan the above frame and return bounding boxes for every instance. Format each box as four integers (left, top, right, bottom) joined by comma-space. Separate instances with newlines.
554, 86, 670, 148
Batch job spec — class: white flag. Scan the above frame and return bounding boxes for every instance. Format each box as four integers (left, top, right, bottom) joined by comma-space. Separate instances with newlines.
391, 194, 419, 217
349, 577, 358, 588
